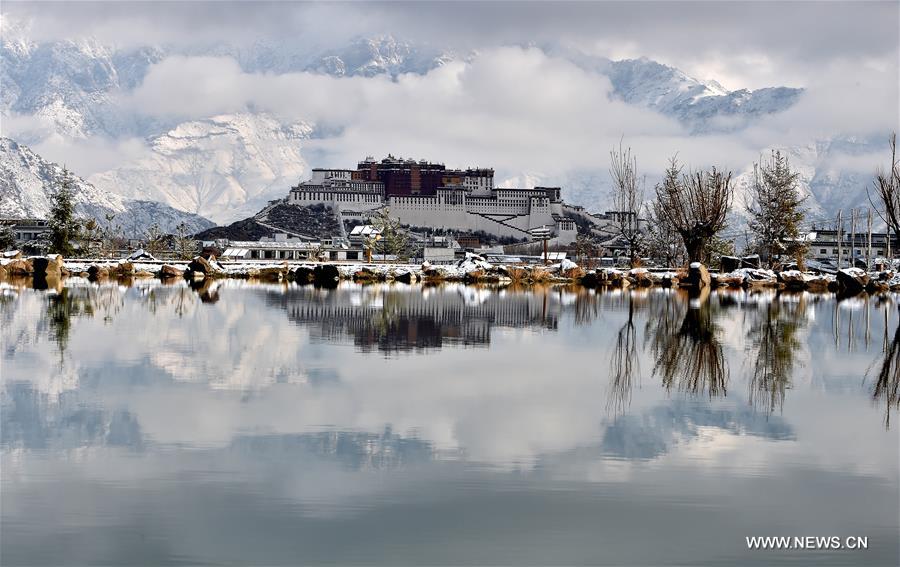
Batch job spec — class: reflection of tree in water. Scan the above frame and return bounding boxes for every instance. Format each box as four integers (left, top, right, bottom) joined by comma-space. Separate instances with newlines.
747, 295, 807, 415
571, 287, 601, 326
872, 307, 900, 429
608, 293, 640, 414
45, 286, 125, 356
649, 289, 728, 398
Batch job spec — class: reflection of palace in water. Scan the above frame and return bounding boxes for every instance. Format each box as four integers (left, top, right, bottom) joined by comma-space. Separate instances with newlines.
267, 284, 560, 353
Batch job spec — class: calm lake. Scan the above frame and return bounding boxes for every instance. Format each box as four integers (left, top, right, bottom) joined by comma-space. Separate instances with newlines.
1, 279, 898, 566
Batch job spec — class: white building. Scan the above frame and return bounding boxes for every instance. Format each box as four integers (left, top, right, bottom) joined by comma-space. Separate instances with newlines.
221, 233, 365, 261
286, 159, 578, 245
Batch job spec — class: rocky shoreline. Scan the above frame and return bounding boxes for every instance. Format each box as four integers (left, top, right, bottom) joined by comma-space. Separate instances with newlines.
3, 252, 900, 295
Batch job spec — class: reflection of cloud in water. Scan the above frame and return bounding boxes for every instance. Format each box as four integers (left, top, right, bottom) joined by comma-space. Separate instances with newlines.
600, 401, 794, 461
2, 382, 144, 451
2, 281, 896, 465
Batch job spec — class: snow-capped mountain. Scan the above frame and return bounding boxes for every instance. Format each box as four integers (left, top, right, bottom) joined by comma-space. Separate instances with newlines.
0, 16, 887, 227
307, 36, 456, 77
0, 137, 214, 235
0, 18, 163, 139
603, 58, 803, 133
88, 113, 314, 223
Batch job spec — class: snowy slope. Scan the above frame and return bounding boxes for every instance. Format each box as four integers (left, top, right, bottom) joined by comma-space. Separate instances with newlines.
0, 18, 884, 225
88, 113, 314, 223
0, 18, 162, 140
0, 137, 214, 235
603, 58, 802, 133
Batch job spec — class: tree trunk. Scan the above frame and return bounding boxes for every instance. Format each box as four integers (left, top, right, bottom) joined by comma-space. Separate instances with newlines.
684, 235, 704, 264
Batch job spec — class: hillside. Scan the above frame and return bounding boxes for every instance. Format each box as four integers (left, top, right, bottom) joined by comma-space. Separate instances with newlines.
194, 202, 340, 241
0, 137, 214, 236
0, 20, 890, 225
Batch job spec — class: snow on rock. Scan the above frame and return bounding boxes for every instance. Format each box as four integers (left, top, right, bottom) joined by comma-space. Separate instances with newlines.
839, 267, 866, 278
731, 268, 777, 281
888, 273, 900, 289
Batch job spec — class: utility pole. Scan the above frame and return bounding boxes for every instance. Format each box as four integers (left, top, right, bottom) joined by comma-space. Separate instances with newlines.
867, 207, 873, 269
837, 210, 843, 269
531, 226, 551, 266
889, 221, 893, 260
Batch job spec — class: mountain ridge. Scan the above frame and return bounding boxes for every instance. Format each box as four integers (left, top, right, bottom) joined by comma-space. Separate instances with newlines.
0, 25, 886, 227
0, 137, 215, 236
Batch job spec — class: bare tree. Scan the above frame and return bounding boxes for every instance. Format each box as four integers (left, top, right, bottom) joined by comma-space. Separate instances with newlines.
644, 198, 686, 267
609, 140, 644, 266
145, 223, 166, 256
654, 157, 734, 264
174, 222, 198, 260
868, 133, 900, 255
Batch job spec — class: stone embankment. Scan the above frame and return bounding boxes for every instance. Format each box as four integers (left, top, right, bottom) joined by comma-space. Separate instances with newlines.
2, 250, 900, 295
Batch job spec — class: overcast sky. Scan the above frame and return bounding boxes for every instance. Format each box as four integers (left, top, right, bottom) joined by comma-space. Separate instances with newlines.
6, 0, 898, 89
2, 1, 899, 188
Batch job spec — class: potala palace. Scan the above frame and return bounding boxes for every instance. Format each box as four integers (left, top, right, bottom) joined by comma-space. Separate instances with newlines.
289, 155, 579, 245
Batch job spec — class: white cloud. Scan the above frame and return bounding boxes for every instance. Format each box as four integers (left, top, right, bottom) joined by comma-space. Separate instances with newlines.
121, 47, 773, 179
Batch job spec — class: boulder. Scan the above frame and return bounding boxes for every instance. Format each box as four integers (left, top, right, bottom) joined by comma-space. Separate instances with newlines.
111, 261, 135, 277
421, 264, 447, 280
353, 267, 383, 282
159, 264, 183, 279
714, 274, 745, 288
313, 264, 340, 287
186, 255, 222, 278
598, 268, 627, 286
87, 265, 109, 280
866, 280, 890, 293
463, 269, 486, 283
720, 256, 741, 273
804, 276, 832, 292
134, 270, 155, 278
659, 272, 680, 288
837, 268, 869, 295
394, 269, 416, 284
290, 266, 314, 284
31, 255, 63, 279
627, 268, 653, 287
258, 264, 288, 281
777, 270, 806, 291
680, 262, 711, 289
4, 258, 33, 276
556, 259, 585, 280
580, 271, 600, 288
741, 255, 762, 269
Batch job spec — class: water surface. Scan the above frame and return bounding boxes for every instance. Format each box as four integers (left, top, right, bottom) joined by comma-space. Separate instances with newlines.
2, 279, 898, 566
